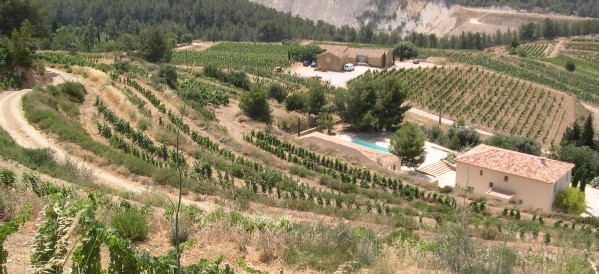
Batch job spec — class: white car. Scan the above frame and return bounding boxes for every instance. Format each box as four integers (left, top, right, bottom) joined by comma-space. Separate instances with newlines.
343, 63, 355, 71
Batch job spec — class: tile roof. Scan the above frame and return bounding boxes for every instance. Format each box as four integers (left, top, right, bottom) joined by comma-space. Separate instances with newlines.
455, 144, 575, 184
319, 45, 391, 58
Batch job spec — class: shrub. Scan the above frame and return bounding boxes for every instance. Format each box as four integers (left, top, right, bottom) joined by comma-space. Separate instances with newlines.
0, 169, 16, 188
478, 227, 499, 240
517, 49, 527, 57
58, 82, 87, 103
268, 82, 288, 103
554, 187, 585, 215
110, 208, 149, 242
389, 214, 417, 230
282, 222, 380, 272
158, 64, 178, 89
285, 92, 308, 112
239, 85, 271, 123
439, 186, 453, 194
385, 229, 420, 245
169, 214, 191, 246
23, 148, 55, 168
565, 60, 576, 72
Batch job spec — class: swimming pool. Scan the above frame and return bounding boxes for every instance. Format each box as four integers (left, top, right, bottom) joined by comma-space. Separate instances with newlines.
351, 139, 391, 153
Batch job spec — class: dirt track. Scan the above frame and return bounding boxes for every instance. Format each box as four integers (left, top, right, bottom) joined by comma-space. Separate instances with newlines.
0, 68, 224, 213
0, 67, 366, 225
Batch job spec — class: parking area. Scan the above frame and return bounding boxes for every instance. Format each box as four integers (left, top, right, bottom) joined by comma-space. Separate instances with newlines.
290, 62, 379, 88
289, 60, 437, 88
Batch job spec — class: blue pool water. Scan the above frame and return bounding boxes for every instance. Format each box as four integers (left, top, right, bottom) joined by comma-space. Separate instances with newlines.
351, 139, 391, 153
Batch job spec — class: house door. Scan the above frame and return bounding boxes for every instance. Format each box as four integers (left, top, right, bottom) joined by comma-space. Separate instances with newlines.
356, 55, 367, 63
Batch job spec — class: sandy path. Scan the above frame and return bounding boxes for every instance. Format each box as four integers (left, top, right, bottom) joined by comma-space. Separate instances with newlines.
407, 107, 493, 136
469, 18, 485, 25
549, 38, 566, 57
0, 68, 222, 212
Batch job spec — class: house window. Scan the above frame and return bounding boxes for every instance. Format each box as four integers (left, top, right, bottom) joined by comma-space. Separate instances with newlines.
489, 182, 494, 188
480, 170, 483, 176
518, 199, 523, 204
467, 186, 474, 192
326, 57, 331, 63
504, 176, 508, 182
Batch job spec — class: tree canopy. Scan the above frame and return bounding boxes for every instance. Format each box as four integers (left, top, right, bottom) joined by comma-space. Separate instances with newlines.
554, 187, 586, 215
40, 0, 359, 43
139, 26, 171, 63
0, 0, 46, 36
240, 85, 271, 123
485, 134, 542, 156
393, 41, 418, 61
337, 71, 410, 132
390, 122, 425, 168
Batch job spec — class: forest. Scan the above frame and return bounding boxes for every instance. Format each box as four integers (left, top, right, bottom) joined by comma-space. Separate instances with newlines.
40, 0, 346, 42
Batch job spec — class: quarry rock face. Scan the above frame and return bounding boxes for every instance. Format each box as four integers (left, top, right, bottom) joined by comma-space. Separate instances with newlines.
249, 0, 452, 35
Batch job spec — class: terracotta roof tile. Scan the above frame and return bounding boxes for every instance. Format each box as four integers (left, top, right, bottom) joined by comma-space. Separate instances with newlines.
455, 144, 574, 184
319, 45, 391, 58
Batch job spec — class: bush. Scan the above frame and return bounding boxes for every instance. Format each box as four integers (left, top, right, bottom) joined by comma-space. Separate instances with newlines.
517, 49, 527, 57
285, 92, 308, 112
554, 187, 585, 215
386, 229, 420, 245
282, 223, 380, 272
389, 214, 418, 230
478, 227, 499, 240
23, 148, 55, 168
169, 214, 191, 246
110, 208, 149, 241
439, 186, 453, 194
565, 60, 576, 72
58, 82, 87, 103
268, 82, 288, 103
443, 126, 480, 151
0, 169, 16, 188
239, 85, 272, 123
158, 64, 178, 89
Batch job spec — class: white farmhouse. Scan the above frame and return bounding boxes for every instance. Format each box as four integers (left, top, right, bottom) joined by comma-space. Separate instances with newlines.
455, 144, 575, 211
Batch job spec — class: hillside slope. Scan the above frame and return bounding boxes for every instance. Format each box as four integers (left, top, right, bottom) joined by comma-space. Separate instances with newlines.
249, 0, 591, 36
249, 0, 451, 34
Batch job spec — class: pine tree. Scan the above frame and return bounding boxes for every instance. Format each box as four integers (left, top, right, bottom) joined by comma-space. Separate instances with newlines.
581, 115, 595, 149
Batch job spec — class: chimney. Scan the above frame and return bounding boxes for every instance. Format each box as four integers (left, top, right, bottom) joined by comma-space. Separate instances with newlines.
540, 157, 546, 165
376, 156, 382, 166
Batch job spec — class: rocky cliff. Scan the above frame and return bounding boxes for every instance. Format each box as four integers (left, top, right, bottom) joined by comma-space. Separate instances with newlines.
248, 0, 452, 35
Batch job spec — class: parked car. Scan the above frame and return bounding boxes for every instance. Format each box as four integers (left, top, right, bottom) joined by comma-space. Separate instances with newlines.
413, 59, 420, 64
303, 61, 310, 66
310, 61, 317, 67
343, 63, 355, 71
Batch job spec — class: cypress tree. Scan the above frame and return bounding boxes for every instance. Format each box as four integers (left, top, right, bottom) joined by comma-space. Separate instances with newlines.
581, 115, 595, 149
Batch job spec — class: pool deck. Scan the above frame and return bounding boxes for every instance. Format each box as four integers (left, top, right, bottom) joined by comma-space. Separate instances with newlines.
299, 132, 400, 168
302, 131, 457, 187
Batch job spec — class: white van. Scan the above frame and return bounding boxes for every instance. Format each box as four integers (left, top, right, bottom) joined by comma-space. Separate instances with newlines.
343, 63, 355, 71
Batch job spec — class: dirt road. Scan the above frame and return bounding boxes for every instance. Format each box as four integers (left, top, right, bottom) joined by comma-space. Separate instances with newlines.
549, 38, 566, 57
0, 68, 224, 212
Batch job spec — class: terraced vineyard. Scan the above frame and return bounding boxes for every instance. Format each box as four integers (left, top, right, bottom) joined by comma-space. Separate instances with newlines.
518, 43, 550, 58
565, 41, 599, 52
372, 66, 574, 145
419, 48, 599, 104
172, 42, 293, 76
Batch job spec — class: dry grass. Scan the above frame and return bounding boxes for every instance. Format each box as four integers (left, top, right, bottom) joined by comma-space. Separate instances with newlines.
103, 85, 139, 123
